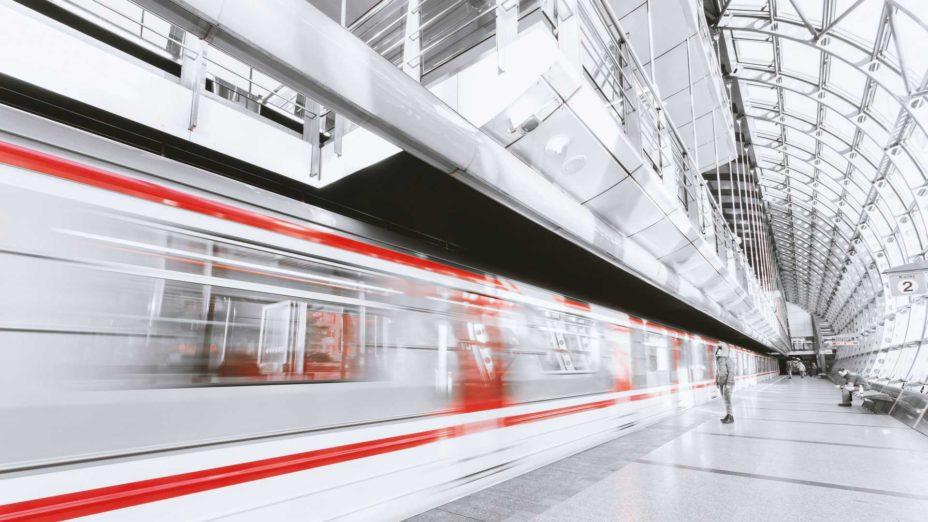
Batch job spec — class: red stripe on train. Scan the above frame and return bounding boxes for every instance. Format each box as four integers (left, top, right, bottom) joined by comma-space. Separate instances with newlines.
501, 399, 616, 427
0, 428, 457, 521
0, 141, 508, 291
0, 374, 772, 520
0, 399, 615, 520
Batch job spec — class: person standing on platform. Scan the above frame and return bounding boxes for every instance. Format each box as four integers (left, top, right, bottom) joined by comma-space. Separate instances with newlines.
798, 360, 807, 379
716, 344, 734, 424
787, 359, 794, 379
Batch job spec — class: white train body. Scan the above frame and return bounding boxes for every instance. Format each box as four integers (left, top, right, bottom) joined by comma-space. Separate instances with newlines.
0, 137, 776, 520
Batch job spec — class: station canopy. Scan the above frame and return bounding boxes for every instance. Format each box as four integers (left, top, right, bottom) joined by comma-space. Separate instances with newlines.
718, 0, 928, 333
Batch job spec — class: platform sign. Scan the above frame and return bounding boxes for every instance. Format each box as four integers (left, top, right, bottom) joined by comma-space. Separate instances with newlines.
889, 271, 926, 297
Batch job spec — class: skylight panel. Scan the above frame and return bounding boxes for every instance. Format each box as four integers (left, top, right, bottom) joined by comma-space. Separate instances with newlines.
820, 147, 848, 173
775, 0, 825, 26
736, 39, 775, 66
831, 0, 883, 48
752, 118, 782, 136
893, 10, 928, 86
780, 39, 821, 82
857, 135, 883, 163
729, 0, 768, 10
826, 59, 867, 104
892, 151, 926, 190
782, 90, 818, 120
816, 131, 849, 158
886, 170, 915, 207
746, 83, 778, 106
869, 86, 902, 126
855, 116, 888, 147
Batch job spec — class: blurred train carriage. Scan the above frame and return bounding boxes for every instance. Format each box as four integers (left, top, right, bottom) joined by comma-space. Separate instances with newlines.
0, 137, 776, 519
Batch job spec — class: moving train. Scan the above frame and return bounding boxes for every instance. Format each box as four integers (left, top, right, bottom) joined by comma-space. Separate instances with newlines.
0, 130, 776, 520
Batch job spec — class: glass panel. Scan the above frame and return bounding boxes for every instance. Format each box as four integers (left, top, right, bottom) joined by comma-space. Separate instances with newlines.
827, 58, 867, 103
780, 39, 821, 81
737, 40, 774, 65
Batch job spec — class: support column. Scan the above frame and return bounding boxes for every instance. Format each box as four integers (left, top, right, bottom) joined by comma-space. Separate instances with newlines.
180, 34, 207, 131
301, 97, 322, 179
403, 0, 421, 81
496, 0, 519, 72
557, 0, 581, 69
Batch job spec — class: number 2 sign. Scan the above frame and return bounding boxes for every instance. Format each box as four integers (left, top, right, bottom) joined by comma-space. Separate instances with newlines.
889, 272, 926, 297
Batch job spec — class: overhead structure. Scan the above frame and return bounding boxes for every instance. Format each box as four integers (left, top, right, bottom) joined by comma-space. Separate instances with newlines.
707, 0, 928, 358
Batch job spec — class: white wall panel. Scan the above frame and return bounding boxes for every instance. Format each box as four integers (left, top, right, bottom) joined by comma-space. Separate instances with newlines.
0, 3, 190, 138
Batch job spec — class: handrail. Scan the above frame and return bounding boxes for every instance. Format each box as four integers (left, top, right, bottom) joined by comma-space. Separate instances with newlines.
578, 0, 787, 342
592, 0, 734, 238
55, 0, 195, 58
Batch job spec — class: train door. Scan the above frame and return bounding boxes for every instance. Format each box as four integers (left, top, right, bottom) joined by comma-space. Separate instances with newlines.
706, 343, 716, 382
304, 306, 346, 381
450, 292, 509, 412
257, 300, 307, 375
675, 336, 695, 408
608, 324, 632, 391
670, 334, 683, 385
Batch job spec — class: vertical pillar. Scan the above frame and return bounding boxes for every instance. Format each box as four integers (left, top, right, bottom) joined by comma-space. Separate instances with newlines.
712, 115, 722, 207
437, 322, 449, 393
496, 0, 519, 72
646, 0, 656, 88
403, 0, 421, 81
302, 97, 322, 179
734, 133, 747, 271
557, 0, 581, 70
333, 0, 349, 156
181, 34, 207, 131
686, 36, 699, 170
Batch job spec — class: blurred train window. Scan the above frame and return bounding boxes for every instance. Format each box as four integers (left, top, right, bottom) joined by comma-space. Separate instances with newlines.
258, 301, 305, 373
630, 326, 647, 387
629, 328, 672, 387
648, 331, 671, 385
681, 338, 694, 378
201, 292, 370, 384
538, 313, 600, 373
705, 344, 716, 381
119, 231, 407, 385
690, 341, 708, 381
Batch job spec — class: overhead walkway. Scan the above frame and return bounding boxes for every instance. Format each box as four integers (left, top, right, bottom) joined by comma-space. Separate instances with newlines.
411, 377, 928, 521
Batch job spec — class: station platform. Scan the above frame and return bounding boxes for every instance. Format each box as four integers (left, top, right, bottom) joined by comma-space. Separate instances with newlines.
411, 377, 928, 521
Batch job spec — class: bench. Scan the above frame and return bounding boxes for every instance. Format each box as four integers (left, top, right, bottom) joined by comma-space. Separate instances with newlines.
859, 391, 894, 414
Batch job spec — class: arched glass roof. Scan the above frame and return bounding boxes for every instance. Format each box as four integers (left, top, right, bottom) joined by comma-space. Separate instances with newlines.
713, 0, 928, 337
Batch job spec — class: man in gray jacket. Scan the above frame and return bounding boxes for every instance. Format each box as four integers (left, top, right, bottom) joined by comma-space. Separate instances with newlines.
716, 344, 735, 423
836, 368, 866, 407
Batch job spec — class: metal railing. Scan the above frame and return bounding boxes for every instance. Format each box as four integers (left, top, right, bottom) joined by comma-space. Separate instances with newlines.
573, 0, 731, 255
53, 0, 326, 127
51, 0, 190, 59
576, 1, 787, 344
351, 0, 541, 77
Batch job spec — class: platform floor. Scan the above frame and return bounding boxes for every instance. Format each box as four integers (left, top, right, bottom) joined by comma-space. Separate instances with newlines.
410, 377, 928, 521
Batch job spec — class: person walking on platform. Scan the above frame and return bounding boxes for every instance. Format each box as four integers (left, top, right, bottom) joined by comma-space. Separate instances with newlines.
798, 360, 807, 379
716, 344, 734, 424
787, 359, 793, 379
